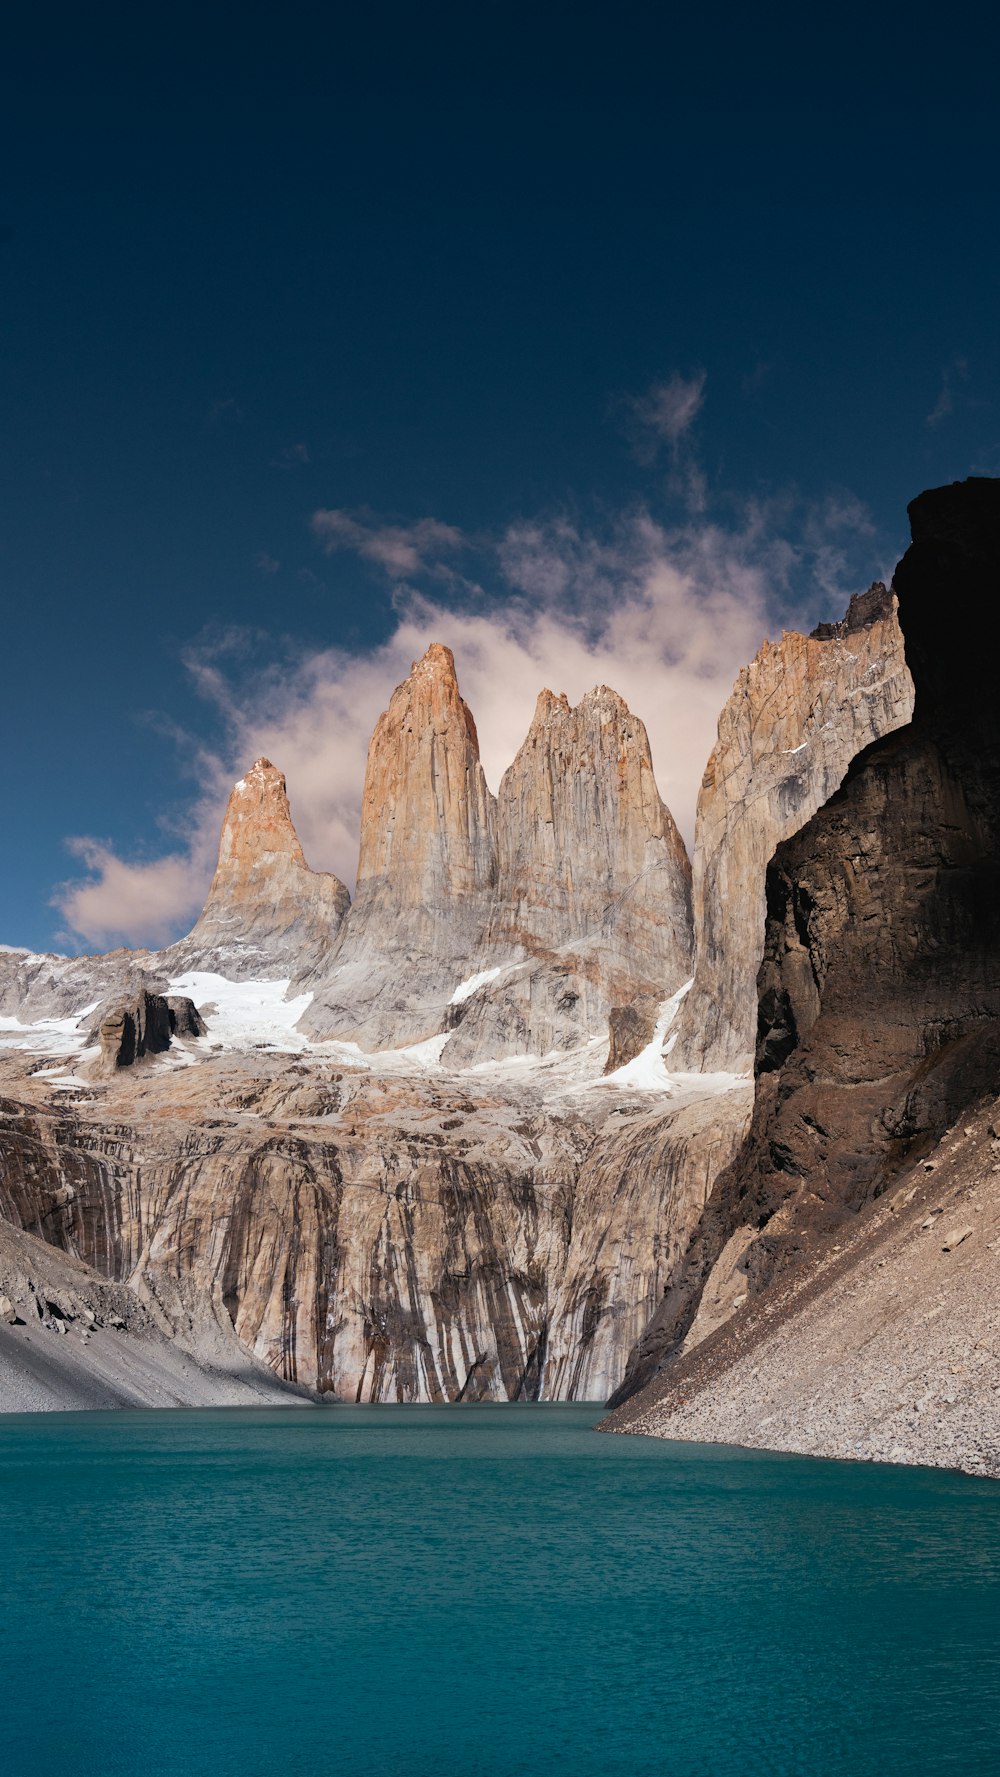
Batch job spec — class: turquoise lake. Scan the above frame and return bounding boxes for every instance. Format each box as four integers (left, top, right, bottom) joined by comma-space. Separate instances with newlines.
2, 1402, 998, 1776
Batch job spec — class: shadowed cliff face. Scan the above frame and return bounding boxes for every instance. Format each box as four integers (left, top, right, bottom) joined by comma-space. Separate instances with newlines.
611, 478, 1000, 1402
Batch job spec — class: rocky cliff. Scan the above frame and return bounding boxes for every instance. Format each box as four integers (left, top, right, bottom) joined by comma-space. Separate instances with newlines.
167, 756, 350, 978
300, 644, 498, 1047
448, 686, 693, 1064
608, 478, 1000, 1466
671, 584, 914, 1074
0, 1037, 749, 1405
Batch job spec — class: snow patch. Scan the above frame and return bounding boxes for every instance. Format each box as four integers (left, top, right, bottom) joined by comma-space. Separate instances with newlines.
167, 971, 314, 1054
595, 978, 694, 1091
167, 970, 452, 1073
0, 1000, 101, 1056
449, 966, 502, 1006
362, 1031, 453, 1072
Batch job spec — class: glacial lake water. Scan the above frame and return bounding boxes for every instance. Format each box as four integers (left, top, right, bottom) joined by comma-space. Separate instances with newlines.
2, 1403, 999, 1777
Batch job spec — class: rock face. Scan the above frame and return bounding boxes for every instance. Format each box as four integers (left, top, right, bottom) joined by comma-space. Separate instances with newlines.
610, 476, 1000, 1407
93, 987, 172, 1073
447, 686, 693, 1062
542, 1084, 752, 1400
0, 946, 161, 1024
168, 757, 350, 979
0, 1047, 749, 1405
302, 645, 498, 1047
89, 984, 205, 1074
671, 585, 914, 1074
0, 1213, 302, 1411
355, 643, 497, 925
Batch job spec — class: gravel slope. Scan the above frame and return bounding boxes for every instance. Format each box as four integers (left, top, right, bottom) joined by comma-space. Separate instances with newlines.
0, 1218, 309, 1412
603, 1095, 1000, 1478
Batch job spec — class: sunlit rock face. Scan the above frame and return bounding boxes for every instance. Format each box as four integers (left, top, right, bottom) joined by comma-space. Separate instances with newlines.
447, 686, 693, 1063
354, 643, 498, 924
299, 644, 499, 1047
670, 585, 914, 1075
166, 756, 350, 979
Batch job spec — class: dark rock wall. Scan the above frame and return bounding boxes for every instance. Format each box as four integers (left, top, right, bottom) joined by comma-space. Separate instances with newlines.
613, 477, 1000, 1401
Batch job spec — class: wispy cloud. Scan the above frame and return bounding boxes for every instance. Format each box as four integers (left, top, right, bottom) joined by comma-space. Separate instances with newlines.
311, 509, 465, 578
623, 371, 707, 464
272, 441, 311, 468
926, 357, 968, 428
52, 485, 884, 950
208, 396, 245, 425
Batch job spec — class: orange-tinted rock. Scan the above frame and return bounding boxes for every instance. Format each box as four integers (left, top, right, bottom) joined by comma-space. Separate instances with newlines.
302, 646, 497, 1045
354, 643, 497, 929
171, 757, 350, 978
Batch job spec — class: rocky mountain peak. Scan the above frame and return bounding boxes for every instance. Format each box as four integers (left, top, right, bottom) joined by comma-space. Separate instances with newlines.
445, 681, 694, 1065
354, 641, 496, 904
165, 757, 350, 979
301, 644, 498, 1045
671, 587, 915, 1073
495, 682, 689, 918
810, 580, 894, 640
531, 687, 572, 724
215, 757, 308, 872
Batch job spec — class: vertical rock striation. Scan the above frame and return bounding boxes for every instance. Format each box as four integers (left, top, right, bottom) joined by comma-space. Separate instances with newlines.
671, 585, 914, 1075
447, 686, 693, 1062
302, 644, 498, 1046
167, 757, 350, 979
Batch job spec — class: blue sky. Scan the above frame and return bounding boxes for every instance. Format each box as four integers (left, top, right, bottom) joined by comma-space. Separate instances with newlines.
2, 1, 998, 951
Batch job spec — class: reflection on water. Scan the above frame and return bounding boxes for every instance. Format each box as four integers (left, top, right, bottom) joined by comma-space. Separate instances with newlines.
2, 1402, 998, 1777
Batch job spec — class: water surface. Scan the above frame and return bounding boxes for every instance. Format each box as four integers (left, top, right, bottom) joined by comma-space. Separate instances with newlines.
2, 1403, 998, 1776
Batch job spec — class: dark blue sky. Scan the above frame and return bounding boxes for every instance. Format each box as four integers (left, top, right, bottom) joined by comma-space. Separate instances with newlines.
2, 2, 998, 951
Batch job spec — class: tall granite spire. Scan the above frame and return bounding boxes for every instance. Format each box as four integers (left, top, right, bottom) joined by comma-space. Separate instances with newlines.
351, 642, 497, 945
166, 756, 350, 978
300, 644, 498, 1045
446, 684, 694, 1063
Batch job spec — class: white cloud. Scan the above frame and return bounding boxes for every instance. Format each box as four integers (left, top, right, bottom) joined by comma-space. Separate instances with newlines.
53, 493, 880, 949
625, 371, 707, 462
311, 509, 465, 578
54, 838, 213, 950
